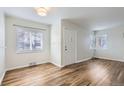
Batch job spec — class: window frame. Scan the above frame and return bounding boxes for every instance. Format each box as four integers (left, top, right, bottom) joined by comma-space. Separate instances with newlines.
95, 34, 107, 49
15, 26, 44, 54
90, 33, 107, 50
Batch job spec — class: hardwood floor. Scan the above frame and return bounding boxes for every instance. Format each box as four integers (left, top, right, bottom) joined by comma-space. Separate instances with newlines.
2, 58, 124, 86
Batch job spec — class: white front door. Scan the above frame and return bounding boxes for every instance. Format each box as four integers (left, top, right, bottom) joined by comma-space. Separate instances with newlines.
63, 28, 77, 66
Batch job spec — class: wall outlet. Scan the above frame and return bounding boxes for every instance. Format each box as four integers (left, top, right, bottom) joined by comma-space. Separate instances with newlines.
29, 62, 37, 66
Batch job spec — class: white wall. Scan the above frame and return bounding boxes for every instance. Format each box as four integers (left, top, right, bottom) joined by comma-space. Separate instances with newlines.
77, 27, 93, 62
0, 11, 5, 84
95, 25, 124, 62
5, 16, 51, 70
50, 18, 62, 67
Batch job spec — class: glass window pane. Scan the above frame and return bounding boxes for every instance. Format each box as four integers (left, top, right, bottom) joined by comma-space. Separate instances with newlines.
100, 35, 107, 49
31, 32, 43, 51
16, 29, 30, 52
90, 35, 96, 49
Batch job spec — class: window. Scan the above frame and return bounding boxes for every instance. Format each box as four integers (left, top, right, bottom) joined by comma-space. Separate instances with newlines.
90, 35, 96, 49
90, 33, 107, 49
96, 35, 107, 49
16, 26, 43, 53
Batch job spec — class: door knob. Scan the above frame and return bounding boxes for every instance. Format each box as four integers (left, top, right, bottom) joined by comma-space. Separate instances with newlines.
65, 46, 67, 51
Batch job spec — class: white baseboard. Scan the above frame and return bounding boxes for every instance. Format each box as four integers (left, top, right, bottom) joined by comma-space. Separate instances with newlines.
95, 57, 124, 62
60, 57, 92, 67
50, 58, 92, 68
6, 61, 50, 71
77, 57, 92, 63
50, 62, 63, 68
0, 71, 6, 85
6, 57, 92, 71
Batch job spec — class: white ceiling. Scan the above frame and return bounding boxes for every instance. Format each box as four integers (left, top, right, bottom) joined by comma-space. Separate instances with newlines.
1, 7, 124, 30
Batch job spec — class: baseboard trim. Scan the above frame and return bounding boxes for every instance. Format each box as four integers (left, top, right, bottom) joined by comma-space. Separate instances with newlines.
6, 57, 92, 72
0, 71, 6, 85
6, 61, 50, 71
59, 57, 92, 68
77, 57, 92, 63
50, 62, 63, 68
95, 57, 124, 62
51, 57, 92, 68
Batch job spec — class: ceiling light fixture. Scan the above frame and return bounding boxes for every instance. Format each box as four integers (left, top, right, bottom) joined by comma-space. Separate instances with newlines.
34, 7, 50, 16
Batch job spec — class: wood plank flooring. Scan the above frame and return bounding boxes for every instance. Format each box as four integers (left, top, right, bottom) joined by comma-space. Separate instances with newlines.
2, 58, 124, 86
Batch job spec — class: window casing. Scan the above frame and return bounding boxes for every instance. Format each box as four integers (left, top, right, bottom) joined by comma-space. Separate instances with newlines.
16, 26, 43, 53
90, 33, 107, 49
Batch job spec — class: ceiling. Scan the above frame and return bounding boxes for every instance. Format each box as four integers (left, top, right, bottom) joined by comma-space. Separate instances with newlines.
1, 7, 124, 30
